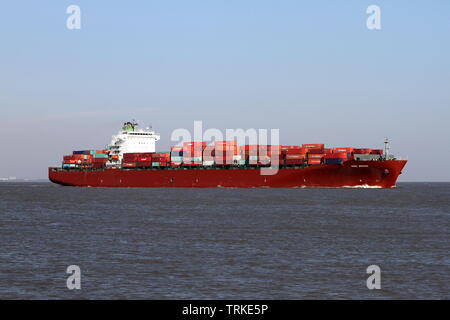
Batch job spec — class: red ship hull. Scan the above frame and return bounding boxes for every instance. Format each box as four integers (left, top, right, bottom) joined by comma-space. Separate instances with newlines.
48, 160, 407, 188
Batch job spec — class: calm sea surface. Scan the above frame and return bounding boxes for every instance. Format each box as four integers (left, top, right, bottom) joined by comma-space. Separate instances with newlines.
0, 182, 448, 299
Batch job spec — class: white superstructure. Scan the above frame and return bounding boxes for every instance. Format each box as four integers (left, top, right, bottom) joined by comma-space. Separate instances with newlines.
109, 121, 160, 160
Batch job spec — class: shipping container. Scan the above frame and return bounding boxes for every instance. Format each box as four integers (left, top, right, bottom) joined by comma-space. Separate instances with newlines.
308, 148, 325, 154
324, 152, 347, 159
92, 154, 108, 159
308, 153, 325, 159
285, 159, 304, 165
285, 154, 306, 160
122, 162, 137, 168
170, 151, 184, 157
281, 145, 301, 151
333, 147, 354, 153
324, 158, 344, 165
63, 160, 78, 164
202, 147, 215, 158
302, 144, 324, 149
215, 141, 237, 146
307, 159, 322, 165
353, 148, 372, 154
137, 161, 151, 167
284, 149, 305, 155
183, 142, 206, 156
72, 150, 91, 155
183, 162, 202, 166
354, 154, 383, 161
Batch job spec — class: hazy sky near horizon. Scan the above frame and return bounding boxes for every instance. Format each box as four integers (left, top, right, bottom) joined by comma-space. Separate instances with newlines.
1, 1, 449, 181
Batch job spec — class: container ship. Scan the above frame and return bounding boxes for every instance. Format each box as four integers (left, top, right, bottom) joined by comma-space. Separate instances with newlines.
48, 121, 407, 188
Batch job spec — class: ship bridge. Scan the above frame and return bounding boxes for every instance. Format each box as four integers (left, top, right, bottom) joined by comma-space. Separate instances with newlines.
109, 121, 160, 159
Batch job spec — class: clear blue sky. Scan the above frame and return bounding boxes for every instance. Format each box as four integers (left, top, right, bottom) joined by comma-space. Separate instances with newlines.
1, 1, 449, 180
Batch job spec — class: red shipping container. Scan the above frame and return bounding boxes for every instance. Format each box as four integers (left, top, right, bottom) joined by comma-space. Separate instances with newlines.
302, 144, 324, 149
285, 154, 306, 160
215, 140, 236, 146
281, 145, 301, 151
124, 152, 151, 158
63, 160, 78, 164
333, 148, 354, 153
183, 141, 206, 146
183, 162, 202, 166
324, 152, 347, 159
170, 161, 182, 166
202, 147, 215, 158
152, 157, 170, 162
137, 161, 151, 167
122, 162, 137, 168
285, 159, 304, 165
152, 152, 170, 158
308, 148, 325, 154
308, 154, 325, 159
241, 144, 263, 151
68, 154, 86, 159
308, 159, 322, 165
215, 150, 238, 157
354, 148, 372, 154
285, 149, 305, 155
268, 148, 281, 155
371, 149, 383, 155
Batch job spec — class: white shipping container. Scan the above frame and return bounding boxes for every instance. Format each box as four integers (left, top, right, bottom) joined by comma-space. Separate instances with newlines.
202, 161, 215, 166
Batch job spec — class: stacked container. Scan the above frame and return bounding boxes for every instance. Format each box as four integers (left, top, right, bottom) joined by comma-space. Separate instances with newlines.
122, 152, 154, 168
182, 142, 206, 166
283, 146, 306, 165
202, 145, 215, 166
116, 143, 384, 169
353, 148, 372, 154
302, 144, 325, 150
215, 141, 238, 165
323, 152, 347, 165
170, 146, 183, 166
151, 152, 170, 167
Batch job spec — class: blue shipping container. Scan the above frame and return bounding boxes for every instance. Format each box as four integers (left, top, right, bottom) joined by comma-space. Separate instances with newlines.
324, 158, 344, 165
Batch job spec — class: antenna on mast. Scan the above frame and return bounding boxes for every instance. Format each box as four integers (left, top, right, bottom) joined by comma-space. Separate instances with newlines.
384, 137, 390, 159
